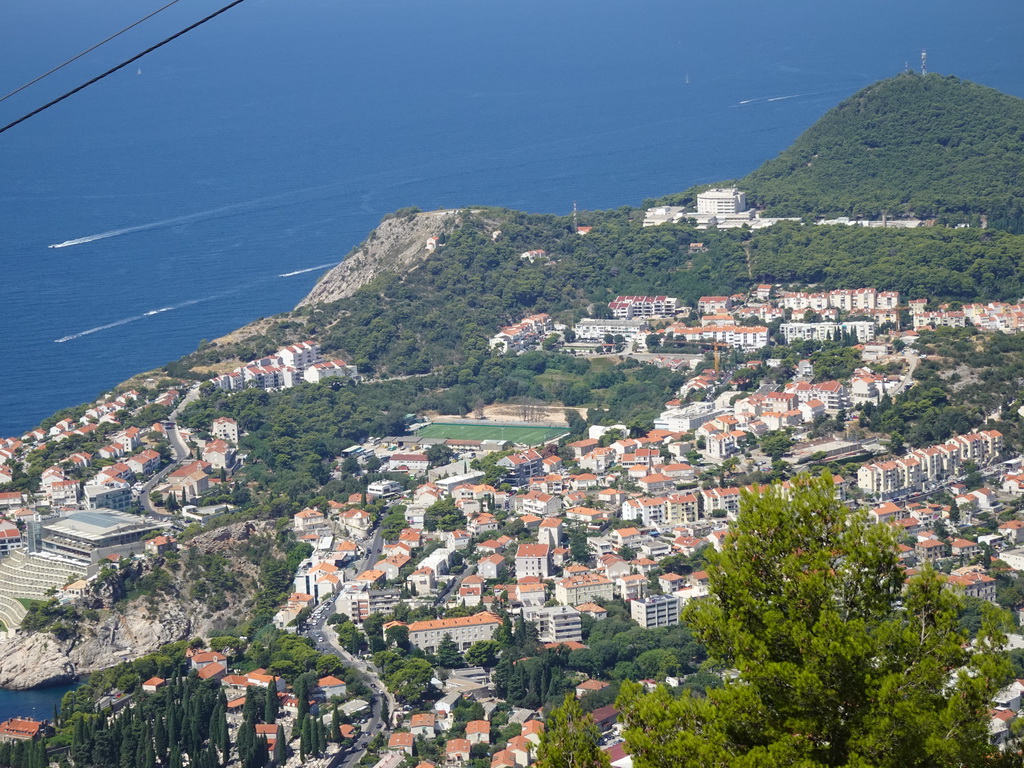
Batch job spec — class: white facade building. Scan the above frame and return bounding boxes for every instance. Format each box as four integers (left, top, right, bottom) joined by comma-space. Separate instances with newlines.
696, 188, 747, 216
631, 595, 682, 628
573, 319, 649, 342
406, 612, 502, 653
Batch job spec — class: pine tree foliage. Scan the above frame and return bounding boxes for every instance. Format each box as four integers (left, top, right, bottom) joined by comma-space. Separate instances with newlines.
535, 693, 610, 768
49, 675, 288, 768
618, 473, 1015, 768
741, 73, 1024, 221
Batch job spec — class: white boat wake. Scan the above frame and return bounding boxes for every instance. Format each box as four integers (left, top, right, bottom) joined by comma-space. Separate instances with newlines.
278, 262, 336, 277
47, 185, 335, 249
735, 89, 840, 107
49, 206, 243, 248
54, 297, 206, 343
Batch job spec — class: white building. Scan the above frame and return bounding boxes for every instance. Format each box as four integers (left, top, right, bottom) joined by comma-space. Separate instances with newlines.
277, 341, 321, 370
515, 544, 551, 579
367, 480, 403, 497
304, 360, 359, 384
405, 612, 503, 653
573, 319, 649, 343
522, 605, 583, 643
642, 206, 687, 227
779, 322, 876, 344
696, 188, 747, 216
0, 521, 23, 556
608, 296, 679, 320
631, 595, 682, 628
211, 417, 240, 444
654, 402, 725, 432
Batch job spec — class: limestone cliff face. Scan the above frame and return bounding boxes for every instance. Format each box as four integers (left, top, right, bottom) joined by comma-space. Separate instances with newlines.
298, 209, 460, 307
0, 606, 193, 689
0, 521, 274, 690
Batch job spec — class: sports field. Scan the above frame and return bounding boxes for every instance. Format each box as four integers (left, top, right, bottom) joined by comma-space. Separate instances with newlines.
417, 422, 568, 446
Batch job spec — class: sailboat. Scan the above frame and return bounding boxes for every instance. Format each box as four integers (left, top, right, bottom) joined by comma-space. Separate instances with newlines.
137, 68, 142, 75
685, 72, 690, 84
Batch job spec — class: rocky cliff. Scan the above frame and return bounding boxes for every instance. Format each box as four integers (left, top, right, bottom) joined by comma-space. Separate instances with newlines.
298, 208, 461, 307
0, 521, 275, 690
0, 604, 194, 689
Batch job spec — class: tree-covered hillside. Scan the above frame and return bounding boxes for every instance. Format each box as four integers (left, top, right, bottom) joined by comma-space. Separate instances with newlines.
740, 73, 1024, 224
173, 208, 750, 379
748, 221, 1024, 300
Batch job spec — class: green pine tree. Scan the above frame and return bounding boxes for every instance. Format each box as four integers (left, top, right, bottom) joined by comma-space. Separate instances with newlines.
535, 693, 610, 768
618, 472, 1014, 768
436, 633, 464, 668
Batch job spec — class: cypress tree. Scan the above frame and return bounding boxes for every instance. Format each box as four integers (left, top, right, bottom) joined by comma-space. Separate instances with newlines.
295, 677, 309, 723
317, 718, 327, 755
154, 716, 168, 763
242, 692, 257, 725
143, 730, 156, 768
330, 705, 341, 742
263, 682, 277, 724
167, 712, 178, 760
299, 717, 310, 761
218, 708, 230, 764
237, 718, 255, 768
272, 726, 285, 765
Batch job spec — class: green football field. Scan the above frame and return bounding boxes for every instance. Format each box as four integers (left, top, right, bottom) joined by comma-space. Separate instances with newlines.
416, 422, 568, 446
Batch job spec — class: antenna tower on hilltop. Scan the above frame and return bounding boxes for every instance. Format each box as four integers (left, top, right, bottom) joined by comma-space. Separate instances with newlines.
921, 49, 927, 75
573, 201, 578, 231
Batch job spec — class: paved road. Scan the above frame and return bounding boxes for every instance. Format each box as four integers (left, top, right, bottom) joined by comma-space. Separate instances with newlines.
892, 351, 920, 396
435, 562, 476, 607
300, 523, 397, 766
140, 384, 201, 516
303, 607, 397, 766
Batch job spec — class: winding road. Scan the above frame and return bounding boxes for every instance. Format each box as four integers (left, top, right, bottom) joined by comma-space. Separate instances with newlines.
300, 526, 397, 767
140, 384, 201, 516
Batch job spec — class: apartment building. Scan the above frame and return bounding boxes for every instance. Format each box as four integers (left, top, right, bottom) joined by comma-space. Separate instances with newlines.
608, 296, 679, 320
515, 543, 551, 580
523, 605, 583, 643
779, 322, 876, 344
631, 595, 682, 628
555, 573, 614, 606
405, 612, 503, 653
573, 318, 650, 342
498, 450, 544, 487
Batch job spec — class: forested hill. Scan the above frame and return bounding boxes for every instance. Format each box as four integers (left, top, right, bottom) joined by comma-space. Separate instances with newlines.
740, 73, 1024, 226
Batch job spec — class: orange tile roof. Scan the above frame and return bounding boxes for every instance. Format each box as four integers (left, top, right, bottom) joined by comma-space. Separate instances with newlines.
407, 612, 502, 633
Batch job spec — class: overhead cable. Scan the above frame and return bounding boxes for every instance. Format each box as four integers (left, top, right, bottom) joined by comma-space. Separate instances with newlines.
0, 0, 252, 136
0, 0, 184, 105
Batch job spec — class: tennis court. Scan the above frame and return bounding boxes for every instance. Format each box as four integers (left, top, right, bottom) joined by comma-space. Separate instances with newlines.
417, 422, 568, 446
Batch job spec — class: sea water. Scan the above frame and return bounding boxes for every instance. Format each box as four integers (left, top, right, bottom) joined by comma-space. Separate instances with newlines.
0, 680, 79, 722
0, 0, 1022, 436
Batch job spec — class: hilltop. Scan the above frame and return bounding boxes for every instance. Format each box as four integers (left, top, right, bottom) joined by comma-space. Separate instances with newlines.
740, 73, 1024, 224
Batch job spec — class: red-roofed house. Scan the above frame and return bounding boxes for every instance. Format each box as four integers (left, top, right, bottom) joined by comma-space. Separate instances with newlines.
388, 732, 414, 755
466, 719, 490, 744
515, 543, 551, 579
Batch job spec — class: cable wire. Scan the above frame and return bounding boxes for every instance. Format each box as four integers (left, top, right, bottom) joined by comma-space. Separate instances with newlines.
0, 0, 184, 105
0, 0, 251, 136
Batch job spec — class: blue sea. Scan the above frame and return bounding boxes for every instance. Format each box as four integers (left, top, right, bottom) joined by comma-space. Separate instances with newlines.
0, 680, 79, 722
1, 0, 1023, 439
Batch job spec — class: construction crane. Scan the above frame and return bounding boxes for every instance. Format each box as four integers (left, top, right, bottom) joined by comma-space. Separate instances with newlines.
697, 341, 732, 373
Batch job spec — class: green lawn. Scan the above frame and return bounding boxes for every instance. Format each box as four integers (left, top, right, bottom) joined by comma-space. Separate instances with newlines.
417, 422, 568, 446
